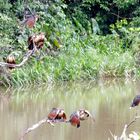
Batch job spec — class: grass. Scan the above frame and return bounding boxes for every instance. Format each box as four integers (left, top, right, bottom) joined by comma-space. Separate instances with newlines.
1, 34, 137, 86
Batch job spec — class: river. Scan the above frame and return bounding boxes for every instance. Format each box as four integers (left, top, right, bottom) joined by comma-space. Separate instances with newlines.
0, 79, 140, 140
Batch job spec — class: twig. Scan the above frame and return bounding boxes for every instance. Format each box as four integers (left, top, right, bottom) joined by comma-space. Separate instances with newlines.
126, 115, 140, 129
110, 12, 133, 19
120, 125, 128, 140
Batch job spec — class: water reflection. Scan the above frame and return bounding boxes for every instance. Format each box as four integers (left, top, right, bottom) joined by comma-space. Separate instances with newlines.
0, 79, 140, 140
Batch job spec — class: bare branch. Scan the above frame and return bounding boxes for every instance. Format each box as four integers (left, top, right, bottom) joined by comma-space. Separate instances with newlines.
0, 49, 34, 69
110, 12, 133, 19
120, 125, 128, 140
127, 115, 140, 129
19, 118, 48, 140
120, 115, 140, 140
19, 118, 67, 140
110, 114, 140, 140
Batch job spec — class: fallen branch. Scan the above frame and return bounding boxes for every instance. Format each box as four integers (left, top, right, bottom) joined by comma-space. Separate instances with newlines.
19, 117, 48, 140
120, 115, 140, 140
127, 115, 140, 129
0, 32, 46, 69
0, 49, 34, 69
110, 114, 140, 140
19, 118, 66, 140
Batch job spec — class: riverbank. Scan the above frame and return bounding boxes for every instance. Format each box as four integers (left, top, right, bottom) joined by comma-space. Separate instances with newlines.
0, 1, 140, 86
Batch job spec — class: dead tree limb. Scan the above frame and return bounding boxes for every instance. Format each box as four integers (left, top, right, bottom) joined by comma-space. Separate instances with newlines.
0, 32, 46, 69
0, 49, 34, 69
19, 117, 48, 140
110, 114, 140, 140
120, 115, 140, 139
19, 118, 66, 140
127, 115, 140, 129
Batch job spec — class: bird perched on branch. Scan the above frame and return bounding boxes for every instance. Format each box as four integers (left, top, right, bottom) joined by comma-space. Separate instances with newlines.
47, 108, 67, 125
20, 7, 38, 28
69, 109, 95, 128
130, 95, 140, 108
6, 55, 16, 69
28, 33, 45, 50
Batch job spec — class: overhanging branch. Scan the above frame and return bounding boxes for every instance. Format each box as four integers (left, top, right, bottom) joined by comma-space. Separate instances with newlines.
0, 49, 35, 69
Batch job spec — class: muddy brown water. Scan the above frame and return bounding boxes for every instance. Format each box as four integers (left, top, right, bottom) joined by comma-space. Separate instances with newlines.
0, 79, 140, 140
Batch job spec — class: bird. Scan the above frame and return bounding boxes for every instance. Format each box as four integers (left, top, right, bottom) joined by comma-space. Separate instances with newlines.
69, 109, 95, 128
20, 7, 38, 28
33, 33, 45, 49
47, 108, 67, 122
6, 55, 16, 69
28, 33, 45, 50
130, 95, 140, 108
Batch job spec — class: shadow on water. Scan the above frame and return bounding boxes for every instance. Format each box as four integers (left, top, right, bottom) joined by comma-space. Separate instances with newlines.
0, 79, 140, 140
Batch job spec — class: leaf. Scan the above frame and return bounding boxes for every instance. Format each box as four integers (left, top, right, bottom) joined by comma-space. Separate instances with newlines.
53, 38, 61, 48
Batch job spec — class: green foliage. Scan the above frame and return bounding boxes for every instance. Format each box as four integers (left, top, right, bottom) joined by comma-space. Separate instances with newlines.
64, 0, 139, 34
0, 0, 139, 86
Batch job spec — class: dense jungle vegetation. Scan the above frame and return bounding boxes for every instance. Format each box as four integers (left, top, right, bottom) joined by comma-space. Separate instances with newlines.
0, 0, 140, 86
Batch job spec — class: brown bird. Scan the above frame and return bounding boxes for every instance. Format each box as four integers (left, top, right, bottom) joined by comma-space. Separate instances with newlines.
6, 55, 16, 69
20, 7, 38, 28
130, 95, 140, 108
69, 111, 80, 128
47, 108, 67, 121
69, 109, 95, 128
28, 33, 45, 50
